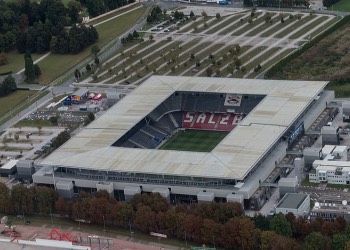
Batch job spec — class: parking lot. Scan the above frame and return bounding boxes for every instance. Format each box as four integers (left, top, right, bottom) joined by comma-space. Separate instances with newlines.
0, 127, 64, 163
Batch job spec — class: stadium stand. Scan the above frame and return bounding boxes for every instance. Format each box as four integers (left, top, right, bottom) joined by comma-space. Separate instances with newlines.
115, 92, 263, 149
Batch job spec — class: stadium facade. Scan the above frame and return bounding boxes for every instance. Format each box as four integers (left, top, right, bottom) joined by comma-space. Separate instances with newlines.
33, 76, 333, 210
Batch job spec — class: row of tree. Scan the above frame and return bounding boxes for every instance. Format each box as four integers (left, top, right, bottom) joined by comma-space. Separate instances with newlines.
323, 0, 340, 8
146, 6, 164, 23
2, 184, 350, 249
121, 30, 140, 45
243, 0, 309, 7
80, 0, 135, 18
50, 24, 99, 54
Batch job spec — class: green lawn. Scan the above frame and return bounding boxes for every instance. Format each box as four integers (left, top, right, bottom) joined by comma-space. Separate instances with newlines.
13, 119, 53, 128
35, 5, 147, 84
301, 176, 319, 187
160, 130, 228, 152
0, 51, 42, 75
326, 83, 350, 98
0, 90, 48, 126
330, 0, 350, 12
0, 90, 37, 118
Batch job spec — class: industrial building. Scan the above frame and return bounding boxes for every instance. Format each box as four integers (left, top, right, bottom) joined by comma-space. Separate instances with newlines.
275, 193, 310, 217
32, 76, 332, 210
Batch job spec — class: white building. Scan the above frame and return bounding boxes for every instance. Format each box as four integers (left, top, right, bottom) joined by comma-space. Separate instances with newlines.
309, 145, 349, 184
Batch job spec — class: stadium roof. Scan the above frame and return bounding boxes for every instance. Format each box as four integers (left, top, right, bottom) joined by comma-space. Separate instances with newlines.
41, 76, 327, 180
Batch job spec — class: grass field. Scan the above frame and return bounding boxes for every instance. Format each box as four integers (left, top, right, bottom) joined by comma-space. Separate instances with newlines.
0, 90, 37, 117
330, 0, 350, 12
160, 130, 228, 152
0, 51, 42, 75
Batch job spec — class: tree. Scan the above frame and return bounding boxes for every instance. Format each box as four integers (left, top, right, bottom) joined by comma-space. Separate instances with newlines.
265, 12, 272, 23
24, 51, 35, 83
34, 64, 41, 77
270, 213, 292, 237
332, 234, 347, 250
201, 219, 222, 246
0, 183, 12, 214
14, 134, 19, 143
0, 52, 8, 65
216, 13, 221, 19
220, 218, 258, 249
34, 186, 58, 215
134, 205, 156, 233
201, 11, 208, 19
254, 64, 262, 72
253, 213, 270, 231
67, 1, 81, 24
133, 30, 139, 39
190, 11, 195, 18
49, 116, 59, 125
190, 53, 195, 60
206, 67, 213, 77
91, 45, 100, 56
11, 184, 34, 215
149, 34, 154, 41
74, 68, 81, 80
146, 15, 153, 23
86, 64, 91, 72
304, 232, 328, 250
55, 197, 67, 216
116, 202, 134, 227
0, 75, 17, 96
84, 112, 95, 126
94, 57, 100, 65
51, 131, 71, 149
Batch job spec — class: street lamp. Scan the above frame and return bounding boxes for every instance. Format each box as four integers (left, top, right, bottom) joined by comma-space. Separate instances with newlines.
212, 235, 215, 248
103, 215, 106, 232
129, 220, 133, 237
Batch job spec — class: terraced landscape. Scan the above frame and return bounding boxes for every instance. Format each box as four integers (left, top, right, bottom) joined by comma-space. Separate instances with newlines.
79, 8, 341, 87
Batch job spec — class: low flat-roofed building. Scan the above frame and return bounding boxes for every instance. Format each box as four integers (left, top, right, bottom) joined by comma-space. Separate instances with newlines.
0, 160, 18, 177
275, 193, 310, 216
311, 202, 350, 221
309, 156, 350, 184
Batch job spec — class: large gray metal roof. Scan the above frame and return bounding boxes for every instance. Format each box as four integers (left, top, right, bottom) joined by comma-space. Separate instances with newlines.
41, 76, 327, 180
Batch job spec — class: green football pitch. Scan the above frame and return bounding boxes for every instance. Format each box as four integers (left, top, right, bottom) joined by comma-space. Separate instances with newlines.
160, 130, 229, 152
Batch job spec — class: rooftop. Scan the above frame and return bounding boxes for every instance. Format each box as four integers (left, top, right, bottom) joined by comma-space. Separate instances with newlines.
40, 76, 327, 180
277, 193, 309, 209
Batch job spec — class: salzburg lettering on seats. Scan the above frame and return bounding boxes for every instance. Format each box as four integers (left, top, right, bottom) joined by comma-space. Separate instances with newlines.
182, 112, 243, 131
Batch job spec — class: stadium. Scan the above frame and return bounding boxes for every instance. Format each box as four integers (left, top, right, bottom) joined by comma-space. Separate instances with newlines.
33, 76, 333, 210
